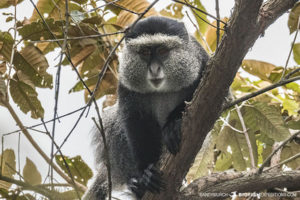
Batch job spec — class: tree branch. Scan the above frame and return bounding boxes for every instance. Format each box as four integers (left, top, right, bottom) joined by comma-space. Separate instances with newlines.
142, 0, 298, 199
180, 170, 300, 200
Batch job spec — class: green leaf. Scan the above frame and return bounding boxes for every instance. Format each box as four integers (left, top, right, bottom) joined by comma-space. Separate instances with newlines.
55, 155, 93, 186
18, 18, 64, 41
71, 0, 88, 4
30, 0, 83, 22
242, 102, 290, 142
0, 76, 7, 106
282, 98, 299, 115
0, 0, 24, 9
61, 38, 97, 67
13, 45, 52, 88
241, 60, 276, 81
215, 152, 232, 171
0, 188, 35, 200
293, 43, 300, 64
160, 3, 184, 19
280, 141, 300, 169
288, 2, 300, 34
231, 73, 256, 93
286, 82, 300, 94
216, 114, 253, 171
286, 119, 300, 130
23, 158, 42, 185
9, 75, 44, 118
0, 149, 16, 190
186, 133, 215, 181
187, 0, 208, 34
59, 190, 83, 200
0, 31, 14, 61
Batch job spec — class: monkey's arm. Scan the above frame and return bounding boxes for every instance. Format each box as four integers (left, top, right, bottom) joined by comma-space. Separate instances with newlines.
121, 108, 165, 196
162, 102, 186, 154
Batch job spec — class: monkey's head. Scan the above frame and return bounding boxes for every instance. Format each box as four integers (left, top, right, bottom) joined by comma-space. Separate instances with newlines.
118, 16, 207, 93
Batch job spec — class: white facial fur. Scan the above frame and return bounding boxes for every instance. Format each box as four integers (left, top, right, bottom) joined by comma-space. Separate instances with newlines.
118, 34, 202, 93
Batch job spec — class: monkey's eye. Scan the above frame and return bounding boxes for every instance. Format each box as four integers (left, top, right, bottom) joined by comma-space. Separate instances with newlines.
157, 46, 169, 55
138, 48, 151, 56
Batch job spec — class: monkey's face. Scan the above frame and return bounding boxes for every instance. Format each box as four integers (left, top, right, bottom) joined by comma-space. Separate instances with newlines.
118, 33, 201, 94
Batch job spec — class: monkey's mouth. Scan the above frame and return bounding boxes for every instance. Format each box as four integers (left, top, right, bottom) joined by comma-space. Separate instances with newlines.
149, 78, 164, 88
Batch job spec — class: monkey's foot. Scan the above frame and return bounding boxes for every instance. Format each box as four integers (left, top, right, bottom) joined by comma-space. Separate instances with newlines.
162, 118, 182, 154
128, 164, 164, 198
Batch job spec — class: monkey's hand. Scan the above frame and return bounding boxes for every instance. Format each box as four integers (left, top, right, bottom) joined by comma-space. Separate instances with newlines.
128, 164, 164, 198
162, 118, 182, 155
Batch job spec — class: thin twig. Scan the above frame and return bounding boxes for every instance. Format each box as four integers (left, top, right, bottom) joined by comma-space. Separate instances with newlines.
235, 104, 255, 168
50, 0, 70, 190
6, 3, 17, 95
92, 117, 112, 200
224, 76, 300, 109
173, 0, 227, 25
2, 106, 86, 136
111, 2, 141, 15
219, 117, 244, 133
29, 31, 125, 43
185, 11, 213, 54
0, 174, 58, 199
183, 0, 225, 31
258, 130, 300, 174
215, 0, 220, 49
265, 151, 300, 172
40, 118, 81, 199
2, 101, 87, 192
280, 16, 300, 81
285, 66, 300, 79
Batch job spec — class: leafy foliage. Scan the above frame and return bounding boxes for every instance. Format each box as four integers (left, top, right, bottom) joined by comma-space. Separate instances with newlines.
23, 158, 42, 185
0, 0, 300, 199
0, 149, 16, 190
55, 155, 93, 186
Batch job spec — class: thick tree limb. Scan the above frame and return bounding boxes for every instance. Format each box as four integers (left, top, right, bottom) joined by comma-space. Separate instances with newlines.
142, 0, 298, 199
180, 170, 300, 200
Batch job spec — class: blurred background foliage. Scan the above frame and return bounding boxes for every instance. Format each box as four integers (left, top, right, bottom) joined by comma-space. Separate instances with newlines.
0, 0, 300, 199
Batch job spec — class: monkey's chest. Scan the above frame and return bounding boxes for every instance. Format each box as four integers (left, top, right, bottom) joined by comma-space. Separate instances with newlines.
144, 92, 185, 127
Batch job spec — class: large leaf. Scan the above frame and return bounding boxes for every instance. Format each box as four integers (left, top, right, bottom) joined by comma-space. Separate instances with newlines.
23, 158, 42, 185
83, 70, 117, 103
186, 133, 215, 182
160, 2, 184, 19
0, 31, 13, 61
30, 0, 83, 22
215, 152, 232, 171
0, 149, 16, 190
293, 43, 300, 64
18, 18, 64, 41
282, 97, 299, 116
107, 0, 157, 28
280, 141, 300, 169
0, 76, 7, 106
13, 45, 52, 88
55, 155, 93, 186
242, 102, 290, 142
0, 0, 24, 9
216, 111, 257, 171
241, 60, 276, 81
288, 2, 300, 34
9, 75, 44, 119
62, 39, 97, 67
